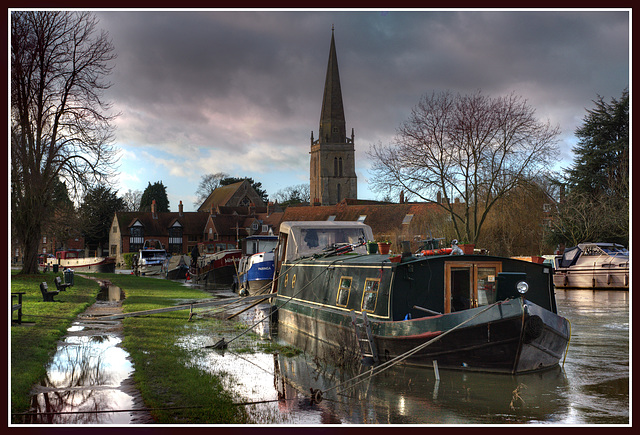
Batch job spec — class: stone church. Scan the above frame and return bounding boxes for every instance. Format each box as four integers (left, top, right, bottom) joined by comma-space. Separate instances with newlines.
310, 28, 357, 206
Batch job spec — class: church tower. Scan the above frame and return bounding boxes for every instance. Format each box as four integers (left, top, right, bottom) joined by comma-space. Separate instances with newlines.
310, 28, 357, 206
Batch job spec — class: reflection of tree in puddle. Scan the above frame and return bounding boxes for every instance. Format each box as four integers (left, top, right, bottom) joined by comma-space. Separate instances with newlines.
27, 334, 134, 424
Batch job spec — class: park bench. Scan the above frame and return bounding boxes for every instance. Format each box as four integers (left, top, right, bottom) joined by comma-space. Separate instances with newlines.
11, 292, 25, 324
54, 276, 71, 291
40, 282, 59, 302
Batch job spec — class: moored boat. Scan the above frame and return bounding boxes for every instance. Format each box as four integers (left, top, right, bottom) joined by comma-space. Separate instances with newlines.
134, 240, 168, 276
46, 251, 116, 273
272, 221, 571, 374
189, 248, 242, 287
165, 254, 190, 280
553, 243, 629, 290
237, 235, 278, 295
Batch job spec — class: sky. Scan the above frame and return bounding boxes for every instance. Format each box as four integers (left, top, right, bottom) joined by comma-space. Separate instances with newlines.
93, 9, 630, 212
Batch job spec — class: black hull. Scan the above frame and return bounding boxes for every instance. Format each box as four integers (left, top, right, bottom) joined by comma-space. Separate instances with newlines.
166, 266, 188, 280
190, 265, 236, 287
276, 299, 569, 374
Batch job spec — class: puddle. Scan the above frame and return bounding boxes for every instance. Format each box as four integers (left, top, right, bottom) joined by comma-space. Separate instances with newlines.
22, 282, 153, 424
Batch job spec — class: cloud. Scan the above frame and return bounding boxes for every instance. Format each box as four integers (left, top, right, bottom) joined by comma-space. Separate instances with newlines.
95, 9, 628, 201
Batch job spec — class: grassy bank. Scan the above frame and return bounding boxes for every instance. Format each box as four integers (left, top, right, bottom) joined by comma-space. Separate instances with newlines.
10, 272, 99, 417
104, 274, 251, 424
10, 272, 268, 423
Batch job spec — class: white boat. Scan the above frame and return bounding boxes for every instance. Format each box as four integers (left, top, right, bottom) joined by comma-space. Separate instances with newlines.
46, 251, 116, 273
134, 240, 168, 276
553, 243, 629, 290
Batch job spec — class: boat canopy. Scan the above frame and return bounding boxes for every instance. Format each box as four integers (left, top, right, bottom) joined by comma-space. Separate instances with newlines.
278, 221, 374, 262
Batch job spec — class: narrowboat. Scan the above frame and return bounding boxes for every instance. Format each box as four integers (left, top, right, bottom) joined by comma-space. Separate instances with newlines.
553, 243, 629, 290
189, 248, 242, 287
272, 221, 571, 374
237, 235, 278, 295
46, 250, 116, 273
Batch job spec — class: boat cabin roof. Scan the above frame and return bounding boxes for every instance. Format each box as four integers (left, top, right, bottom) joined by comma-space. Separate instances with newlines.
278, 221, 374, 262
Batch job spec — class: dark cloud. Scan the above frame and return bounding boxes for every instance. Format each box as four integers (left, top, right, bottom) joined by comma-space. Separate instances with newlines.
95, 9, 629, 200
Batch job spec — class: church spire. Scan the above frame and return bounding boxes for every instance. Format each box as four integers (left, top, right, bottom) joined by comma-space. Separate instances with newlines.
318, 27, 346, 144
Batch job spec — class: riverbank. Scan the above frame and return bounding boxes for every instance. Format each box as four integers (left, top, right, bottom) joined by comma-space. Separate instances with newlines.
10, 272, 263, 424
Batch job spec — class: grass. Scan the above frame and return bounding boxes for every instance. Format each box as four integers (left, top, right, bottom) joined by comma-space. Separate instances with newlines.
11, 271, 294, 424
10, 271, 98, 418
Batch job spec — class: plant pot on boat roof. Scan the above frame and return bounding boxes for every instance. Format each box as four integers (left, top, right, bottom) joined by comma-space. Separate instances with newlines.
377, 241, 392, 255
366, 241, 378, 254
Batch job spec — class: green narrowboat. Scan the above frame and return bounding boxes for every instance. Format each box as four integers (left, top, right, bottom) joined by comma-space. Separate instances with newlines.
272, 221, 570, 374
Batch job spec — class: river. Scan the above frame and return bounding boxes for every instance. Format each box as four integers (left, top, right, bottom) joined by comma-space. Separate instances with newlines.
187, 288, 630, 425
25, 284, 629, 425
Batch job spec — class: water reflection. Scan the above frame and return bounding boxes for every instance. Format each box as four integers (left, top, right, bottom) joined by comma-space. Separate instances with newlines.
24, 283, 141, 424
182, 289, 628, 424
28, 334, 134, 424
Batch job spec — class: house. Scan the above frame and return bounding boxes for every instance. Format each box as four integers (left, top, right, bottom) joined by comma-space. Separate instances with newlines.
109, 200, 209, 267
197, 180, 266, 212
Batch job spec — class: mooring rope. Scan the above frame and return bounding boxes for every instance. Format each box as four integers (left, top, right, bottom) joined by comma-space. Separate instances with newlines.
314, 299, 510, 402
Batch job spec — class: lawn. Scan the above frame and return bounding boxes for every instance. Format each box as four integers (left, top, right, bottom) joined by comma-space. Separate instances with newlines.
10, 271, 258, 424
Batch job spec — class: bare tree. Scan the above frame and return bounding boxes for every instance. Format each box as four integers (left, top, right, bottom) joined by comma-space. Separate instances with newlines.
193, 172, 229, 208
369, 90, 560, 244
121, 189, 143, 212
11, 11, 118, 274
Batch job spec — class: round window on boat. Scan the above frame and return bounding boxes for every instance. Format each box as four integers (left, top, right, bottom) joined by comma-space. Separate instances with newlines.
284, 274, 288, 288
292, 274, 296, 288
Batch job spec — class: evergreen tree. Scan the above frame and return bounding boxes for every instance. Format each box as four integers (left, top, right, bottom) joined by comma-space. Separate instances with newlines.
78, 185, 125, 251
139, 181, 170, 212
567, 89, 629, 197
548, 89, 629, 247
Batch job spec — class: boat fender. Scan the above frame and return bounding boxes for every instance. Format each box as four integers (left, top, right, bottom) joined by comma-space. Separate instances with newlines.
185, 272, 191, 281
404, 313, 412, 320
523, 315, 544, 344
310, 388, 323, 404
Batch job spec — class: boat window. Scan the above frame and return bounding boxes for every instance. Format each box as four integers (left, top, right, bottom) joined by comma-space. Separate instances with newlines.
445, 262, 502, 313
336, 277, 352, 307
361, 278, 380, 313
476, 267, 498, 305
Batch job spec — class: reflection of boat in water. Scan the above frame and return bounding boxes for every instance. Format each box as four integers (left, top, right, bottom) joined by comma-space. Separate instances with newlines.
272, 221, 570, 374
553, 243, 629, 290
46, 251, 116, 273
237, 235, 278, 295
165, 254, 190, 280
272, 341, 569, 424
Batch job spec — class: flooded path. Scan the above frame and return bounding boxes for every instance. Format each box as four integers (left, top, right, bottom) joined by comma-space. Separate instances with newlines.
25, 281, 153, 424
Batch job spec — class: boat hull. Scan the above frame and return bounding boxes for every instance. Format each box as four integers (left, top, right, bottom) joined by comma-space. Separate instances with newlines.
553, 268, 629, 290
49, 257, 116, 273
275, 297, 569, 374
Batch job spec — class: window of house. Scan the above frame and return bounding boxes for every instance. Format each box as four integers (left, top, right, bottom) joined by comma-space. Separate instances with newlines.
262, 225, 269, 233
43, 236, 47, 244
252, 222, 259, 231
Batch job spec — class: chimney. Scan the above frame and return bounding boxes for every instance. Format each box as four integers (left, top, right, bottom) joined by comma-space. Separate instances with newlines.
179, 200, 183, 217
151, 199, 157, 219
437, 191, 442, 204
399, 191, 404, 204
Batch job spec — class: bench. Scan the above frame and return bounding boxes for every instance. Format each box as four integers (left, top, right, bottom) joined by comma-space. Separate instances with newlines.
54, 276, 72, 291
40, 282, 59, 302
11, 292, 25, 324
